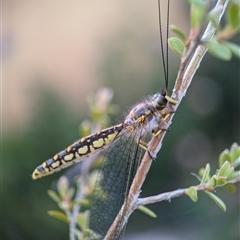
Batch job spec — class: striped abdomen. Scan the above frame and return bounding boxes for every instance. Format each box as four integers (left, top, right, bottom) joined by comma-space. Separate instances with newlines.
32, 124, 123, 179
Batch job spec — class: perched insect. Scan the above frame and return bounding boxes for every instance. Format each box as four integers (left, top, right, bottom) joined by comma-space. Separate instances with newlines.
32, 90, 175, 180
32, 0, 176, 239
88, 90, 177, 240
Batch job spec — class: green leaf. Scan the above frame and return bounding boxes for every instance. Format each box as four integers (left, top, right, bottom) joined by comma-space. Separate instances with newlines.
168, 37, 185, 57
72, 199, 90, 207
198, 168, 205, 179
137, 205, 157, 218
233, 158, 240, 168
216, 176, 227, 186
226, 3, 240, 31
77, 213, 88, 230
74, 229, 83, 240
79, 120, 91, 137
209, 175, 217, 187
83, 228, 102, 239
186, 186, 198, 202
223, 183, 236, 193
206, 41, 232, 61
204, 191, 226, 212
223, 42, 240, 59
189, 0, 205, 29
219, 150, 232, 168
47, 190, 61, 204
200, 163, 210, 184
225, 167, 235, 179
170, 25, 187, 41
227, 171, 240, 181
48, 210, 69, 223
57, 176, 69, 198
218, 161, 231, 177
217, 160, 236, 181
229, 143, 240, 161
67, 187, 75, 201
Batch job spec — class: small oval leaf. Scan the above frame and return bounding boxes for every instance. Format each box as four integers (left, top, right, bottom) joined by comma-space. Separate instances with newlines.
223, 42, 240, 59
137, 205, 157, 218
225, 166, 235, 178
201, 163, 211, 184
216, 176, 227, 186
229, 142, 240, 161
190, 1, 205, 29
218, 161, 231, 177
198, 168, 205, 179
226, 3, 240, 30
57, 176, 69, 198
227, 171, 240, 181
74, 229, 83, 240
233, 157, 240, 168
168, 37, 185, 57
223, 183, 236, 193
186, 186, 198, 202
83, 228, 101, 239
170, 25, 187, 41
48, 210, 69, 223
206, 41, 232, 61
67, 187, 75, 201
79, 120, 91, 137
204, 191, 226, 212
209, 175, 217, 187
77, 213, 88, 230
219, 150, 232, 168
47, 190, 61, 204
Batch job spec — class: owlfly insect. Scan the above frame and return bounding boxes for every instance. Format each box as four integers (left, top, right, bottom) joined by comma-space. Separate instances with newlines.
32, 0, 177, 239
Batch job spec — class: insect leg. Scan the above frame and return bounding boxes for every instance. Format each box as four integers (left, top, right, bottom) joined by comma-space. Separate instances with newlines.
137, 139, 156, 160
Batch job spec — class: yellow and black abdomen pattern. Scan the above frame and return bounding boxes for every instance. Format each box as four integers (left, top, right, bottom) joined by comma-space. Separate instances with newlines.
32, 124, 123, 180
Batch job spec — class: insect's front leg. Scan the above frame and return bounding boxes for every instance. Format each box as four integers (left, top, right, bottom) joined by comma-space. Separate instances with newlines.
152, 126, 170, 137
137, 139, 156, 160
151, 108, 176, 136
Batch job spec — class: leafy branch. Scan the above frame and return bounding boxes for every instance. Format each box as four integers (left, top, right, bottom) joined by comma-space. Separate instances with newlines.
138, 143, 240, 212
46, 0, 240, 239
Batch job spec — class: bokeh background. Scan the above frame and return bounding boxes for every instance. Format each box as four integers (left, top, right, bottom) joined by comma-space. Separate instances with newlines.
2, 0, 239, 239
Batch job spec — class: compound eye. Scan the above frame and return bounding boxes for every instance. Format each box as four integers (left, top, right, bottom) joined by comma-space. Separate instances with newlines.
156, 94, 165, 103
155, 94, 167, 110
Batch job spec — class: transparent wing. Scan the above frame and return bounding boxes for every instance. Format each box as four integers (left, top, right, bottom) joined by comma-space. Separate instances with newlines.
88, 127, 146, 240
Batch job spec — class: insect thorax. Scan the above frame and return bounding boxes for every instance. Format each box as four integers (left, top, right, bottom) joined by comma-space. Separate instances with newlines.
124, 98, 164, 136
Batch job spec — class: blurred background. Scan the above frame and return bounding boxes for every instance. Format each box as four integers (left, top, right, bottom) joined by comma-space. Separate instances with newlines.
2, 0, 239, 239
